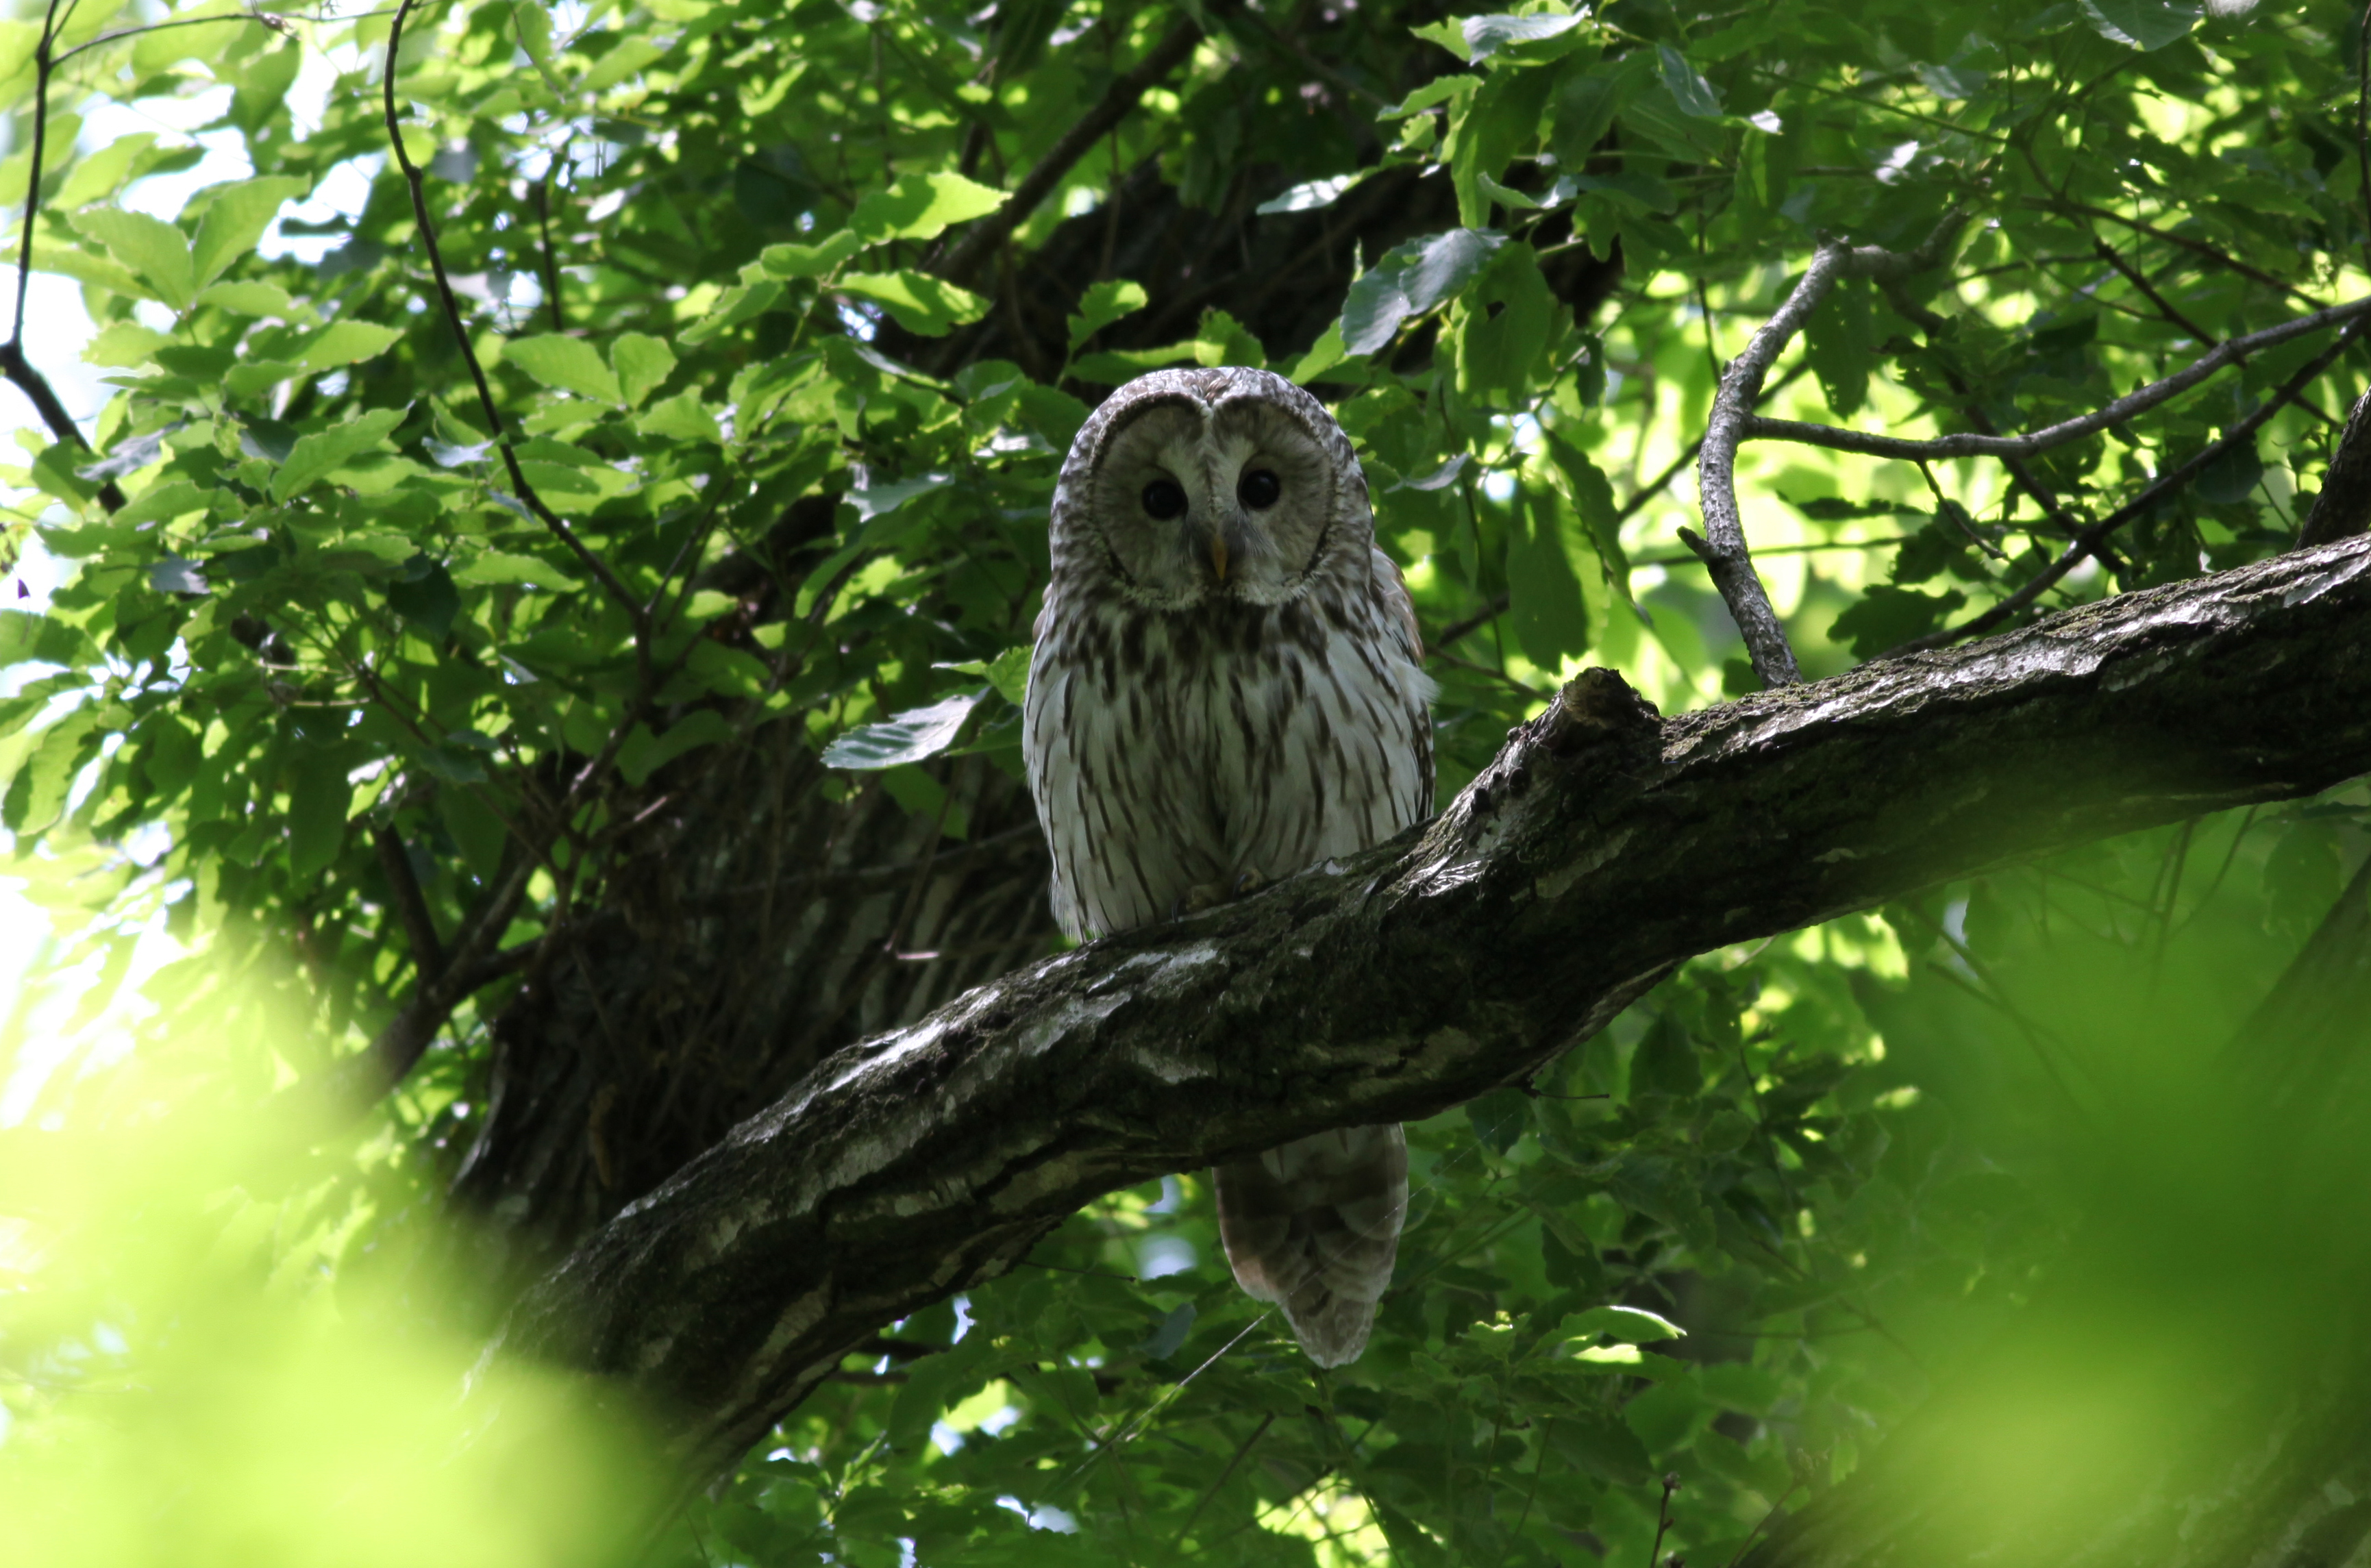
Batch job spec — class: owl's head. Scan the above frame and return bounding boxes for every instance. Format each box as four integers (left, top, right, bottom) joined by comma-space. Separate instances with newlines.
1053, 366, 1372, 610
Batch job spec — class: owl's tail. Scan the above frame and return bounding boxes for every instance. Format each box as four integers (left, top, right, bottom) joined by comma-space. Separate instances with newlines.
1213, 1123, 1408, 1367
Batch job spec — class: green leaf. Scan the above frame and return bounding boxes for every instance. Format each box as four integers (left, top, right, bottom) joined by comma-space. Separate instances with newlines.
67, 208, 195, 310
617, 710, 736, 786
190, 175, 310, 289
1454, 242, 1555, 402
53, 131, 158, 210
504, 334, 624, 403
85, 322, 173, 369
1461, 11, 1585, 60
272, 406, 409, 501
1066, 279, 1148, 351
836, 271, 989, 336
1560, 1304, 1687, 1345
579, 36, 670, 92
0, 610, 97, 668
449, 551, 583, 590
112, 479, 214, 529
1256, 174, 1367, 215
1340, 228, 1504, 356
385, 557, 460, 638
1547, 1412, 1655, 1485
2080, 0, 2201, 50
1550, 60, 1635, 169
197, 280, 297, 316
299, 321, 406, 371
31, 239, 152, 303
3, 708, 99, 834
1450, 64, 1555, 226
760, 230, 864, 279
284, 748, 351, 879
1827, 584, 1965, 659
934, 646, 1031, 708
610, 332, 677, 408
821, 692, 984, 770
635, 389, 723, 444
1507, 489, 1589, 669
887, 1337, 1000, 1449
849, 171, 1008, 242
1655, 43, 1724, 118
1541, 431, 1634, 605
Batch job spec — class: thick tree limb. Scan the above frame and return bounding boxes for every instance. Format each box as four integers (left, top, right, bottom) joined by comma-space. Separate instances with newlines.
1691, 220, 1965, 687
501, 535, 2371, 1480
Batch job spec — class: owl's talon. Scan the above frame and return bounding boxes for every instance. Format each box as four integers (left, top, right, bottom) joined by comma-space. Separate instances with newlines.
1174, 880, 1229, 919
1172, 870, 1269, 920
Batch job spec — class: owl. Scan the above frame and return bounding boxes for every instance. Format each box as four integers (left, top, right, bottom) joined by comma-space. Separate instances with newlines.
1023, 365, 1437, 1367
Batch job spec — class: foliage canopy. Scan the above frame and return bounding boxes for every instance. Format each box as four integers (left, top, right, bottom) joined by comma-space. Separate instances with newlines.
3, 0, 2369, 1561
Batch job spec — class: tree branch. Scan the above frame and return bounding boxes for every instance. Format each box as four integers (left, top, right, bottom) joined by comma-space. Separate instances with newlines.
372, 825, 446, 980
1888, 319, 2366, 656
1692, 219, 1965, 687
1746, 294, 2371, 463
2, 1, 128, 515
499, 535, 2371, 1486
381, 0, 645, 638
933, 6, 1226, 288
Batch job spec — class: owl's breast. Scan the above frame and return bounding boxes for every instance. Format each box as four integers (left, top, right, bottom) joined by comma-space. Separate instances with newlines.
1024, 590, 1432, 941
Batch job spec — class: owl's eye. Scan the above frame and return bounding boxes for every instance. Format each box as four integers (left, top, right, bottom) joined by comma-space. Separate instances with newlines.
1238, 469, 1282, 510
1141, 479, 1188, 520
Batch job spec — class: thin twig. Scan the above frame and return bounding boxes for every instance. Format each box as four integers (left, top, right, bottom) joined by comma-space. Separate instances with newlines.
934, 5, 1228, 285
382, 0, 645, 634
1889, 319, 2367, 655
1748, 294, 2371, 462
371, 825, 446, 978
1647, 1473, 1679, 1568
2035, 197, 2321, 304
1171, 1413, 1275, 1547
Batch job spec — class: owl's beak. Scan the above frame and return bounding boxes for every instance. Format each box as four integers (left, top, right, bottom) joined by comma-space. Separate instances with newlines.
1208, 532, 1230, 582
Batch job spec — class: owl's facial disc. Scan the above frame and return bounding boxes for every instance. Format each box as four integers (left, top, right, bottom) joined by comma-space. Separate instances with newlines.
1088, 395, 1344, 608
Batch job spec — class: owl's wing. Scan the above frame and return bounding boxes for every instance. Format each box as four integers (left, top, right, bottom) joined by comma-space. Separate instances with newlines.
1370, 545, 1426, 662
1215, 1123, 1408, 1367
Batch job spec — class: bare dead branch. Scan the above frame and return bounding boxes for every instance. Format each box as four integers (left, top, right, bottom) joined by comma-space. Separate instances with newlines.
1693, 217, 1966, 687
1746, 294, 2371, 463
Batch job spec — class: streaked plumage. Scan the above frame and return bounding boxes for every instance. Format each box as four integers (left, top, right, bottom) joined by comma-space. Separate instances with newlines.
1023, 366, 1435, 1365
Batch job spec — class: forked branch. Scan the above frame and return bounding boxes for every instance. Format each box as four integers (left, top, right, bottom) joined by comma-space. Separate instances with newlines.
1746, 294, 2371, 463
1886, 320, 2367, 656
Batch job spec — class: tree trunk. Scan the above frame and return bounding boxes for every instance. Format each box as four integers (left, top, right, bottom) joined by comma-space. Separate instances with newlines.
448, 734, 1055, 1276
